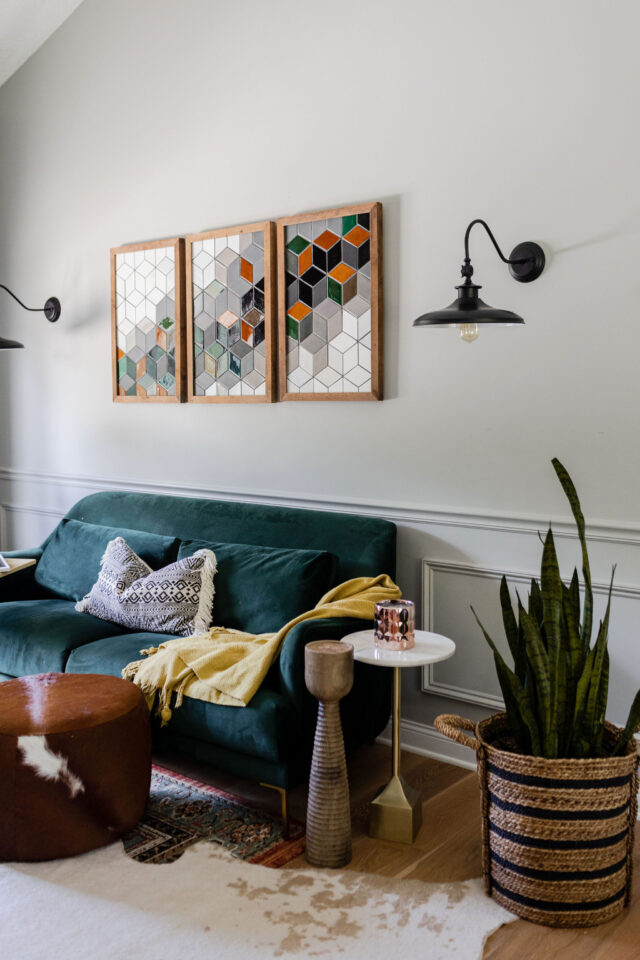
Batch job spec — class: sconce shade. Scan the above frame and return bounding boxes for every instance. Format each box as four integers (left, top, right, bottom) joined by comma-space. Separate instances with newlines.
0, 335, 25, 350
413, 279, 524, 327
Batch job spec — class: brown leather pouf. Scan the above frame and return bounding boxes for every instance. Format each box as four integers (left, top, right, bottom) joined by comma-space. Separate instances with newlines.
0, 672, 151, 861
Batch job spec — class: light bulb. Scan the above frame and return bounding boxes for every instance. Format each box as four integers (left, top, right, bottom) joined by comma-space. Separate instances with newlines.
459, 322, 479, 343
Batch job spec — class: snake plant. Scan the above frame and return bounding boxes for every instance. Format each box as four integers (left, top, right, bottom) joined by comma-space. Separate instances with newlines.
473, 458, 640, 759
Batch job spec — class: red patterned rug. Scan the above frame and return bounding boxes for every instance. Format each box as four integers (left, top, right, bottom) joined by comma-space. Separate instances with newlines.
122, 765, 305, 867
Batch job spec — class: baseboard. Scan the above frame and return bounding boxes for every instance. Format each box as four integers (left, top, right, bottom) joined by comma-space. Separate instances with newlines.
376, 718, 476, 771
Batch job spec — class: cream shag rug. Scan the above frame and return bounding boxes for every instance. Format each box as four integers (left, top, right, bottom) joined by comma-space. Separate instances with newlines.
0, 841, 513, 959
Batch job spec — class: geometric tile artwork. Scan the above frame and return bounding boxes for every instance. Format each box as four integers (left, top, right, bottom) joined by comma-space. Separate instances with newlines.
277, 202, 382, 401
186, 221, 275, 402
111, 238, 185, 402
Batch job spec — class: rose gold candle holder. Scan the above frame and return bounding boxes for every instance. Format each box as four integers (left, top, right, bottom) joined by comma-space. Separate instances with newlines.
374, 600, 415, 650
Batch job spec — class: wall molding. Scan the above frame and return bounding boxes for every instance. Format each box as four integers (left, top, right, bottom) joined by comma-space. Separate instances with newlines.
2, 465, 640, 546
421, 559, 640, 710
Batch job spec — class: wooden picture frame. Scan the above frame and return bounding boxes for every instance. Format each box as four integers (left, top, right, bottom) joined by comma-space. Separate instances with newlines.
277, 201, 383, 401
185, 221, 276, 403
111, 237, 186, 402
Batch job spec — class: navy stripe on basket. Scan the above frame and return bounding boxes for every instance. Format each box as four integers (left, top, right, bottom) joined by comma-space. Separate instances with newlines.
491, 849, 628, 882
489, 790, 629, 821
487, 762, 632, 791
490, 821, 629, 851
491, 877, 626, 913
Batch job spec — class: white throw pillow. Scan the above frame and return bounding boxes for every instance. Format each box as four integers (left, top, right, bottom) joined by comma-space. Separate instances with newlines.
75, 537, 217, 636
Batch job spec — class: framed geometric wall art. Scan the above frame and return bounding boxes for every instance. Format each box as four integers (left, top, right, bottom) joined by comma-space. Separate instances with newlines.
185, 221, 276, 402
277, 201, 382, 401
111, 238, 186, 401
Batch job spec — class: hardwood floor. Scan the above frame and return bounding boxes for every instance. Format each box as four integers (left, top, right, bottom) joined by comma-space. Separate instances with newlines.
155, 742, 640, 959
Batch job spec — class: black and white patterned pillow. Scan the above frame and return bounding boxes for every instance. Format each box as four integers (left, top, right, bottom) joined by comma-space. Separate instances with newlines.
75, 538, 217, 636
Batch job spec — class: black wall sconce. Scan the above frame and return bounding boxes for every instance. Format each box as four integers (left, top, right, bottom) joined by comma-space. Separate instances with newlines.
413, 219, 545, 342
0, 285, 61, 350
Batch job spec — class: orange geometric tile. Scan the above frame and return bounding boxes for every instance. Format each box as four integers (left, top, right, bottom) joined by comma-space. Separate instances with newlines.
329, 262, 356, 283
315, 229, 340, 251
298, 244, 313, 275
344, 225, 369, 248
240, 258, 253, 283
288, 300, 312, 322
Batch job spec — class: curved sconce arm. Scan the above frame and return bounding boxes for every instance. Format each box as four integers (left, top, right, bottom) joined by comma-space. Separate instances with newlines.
0, 285, 61, 322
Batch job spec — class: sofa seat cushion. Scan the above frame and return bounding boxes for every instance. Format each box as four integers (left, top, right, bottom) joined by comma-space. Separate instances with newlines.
0, 599, 129, 676
35, 519, 181, 602
66, 632, 297, 763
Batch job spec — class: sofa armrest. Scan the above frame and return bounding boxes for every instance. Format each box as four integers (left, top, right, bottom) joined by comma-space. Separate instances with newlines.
0, 547, 44, 602
278, 617, 374, 711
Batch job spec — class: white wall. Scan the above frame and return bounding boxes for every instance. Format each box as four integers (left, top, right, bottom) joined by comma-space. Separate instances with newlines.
1, 0, 639, 751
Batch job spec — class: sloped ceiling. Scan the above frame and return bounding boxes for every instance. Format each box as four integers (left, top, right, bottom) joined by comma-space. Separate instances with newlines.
0, 0, 85, 88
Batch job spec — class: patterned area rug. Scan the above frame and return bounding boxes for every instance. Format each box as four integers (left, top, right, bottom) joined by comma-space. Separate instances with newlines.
122, 765, 305, 867
0, 841, 514, 959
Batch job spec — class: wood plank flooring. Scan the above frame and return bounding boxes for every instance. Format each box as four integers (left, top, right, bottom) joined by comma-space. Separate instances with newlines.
155, 742, 640, 959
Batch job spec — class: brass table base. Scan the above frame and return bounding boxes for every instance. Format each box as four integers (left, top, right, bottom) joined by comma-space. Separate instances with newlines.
368, 773, 422, 844
368, 665, 423, 844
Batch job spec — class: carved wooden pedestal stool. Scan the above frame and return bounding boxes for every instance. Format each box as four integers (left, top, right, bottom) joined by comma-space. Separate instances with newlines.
304, 640, 353, 868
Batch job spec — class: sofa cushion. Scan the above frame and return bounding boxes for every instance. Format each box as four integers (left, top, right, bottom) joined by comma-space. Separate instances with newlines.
76, 539, 217, 636
66, 632, 297, 763
178, 539, 337, 634
0, 599, 128, 676
35, 519, 181, 602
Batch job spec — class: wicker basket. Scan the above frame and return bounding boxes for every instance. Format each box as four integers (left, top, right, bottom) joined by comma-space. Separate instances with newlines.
435, 712, 639, 927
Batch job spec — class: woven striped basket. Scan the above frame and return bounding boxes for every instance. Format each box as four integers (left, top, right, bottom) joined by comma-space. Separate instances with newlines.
435, 712, 639, 927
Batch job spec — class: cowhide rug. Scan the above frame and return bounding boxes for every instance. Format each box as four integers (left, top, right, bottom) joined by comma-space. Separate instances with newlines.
0, 840, 513, 958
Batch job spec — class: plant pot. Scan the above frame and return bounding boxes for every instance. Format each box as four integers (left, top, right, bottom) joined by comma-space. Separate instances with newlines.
435, 712, 639, 927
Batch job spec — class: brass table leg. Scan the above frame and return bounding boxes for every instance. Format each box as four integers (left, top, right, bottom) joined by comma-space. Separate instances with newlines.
368, 666, 422, 844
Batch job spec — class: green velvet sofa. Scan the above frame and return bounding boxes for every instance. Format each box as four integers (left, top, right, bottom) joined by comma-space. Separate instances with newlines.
0, 491, 396, 796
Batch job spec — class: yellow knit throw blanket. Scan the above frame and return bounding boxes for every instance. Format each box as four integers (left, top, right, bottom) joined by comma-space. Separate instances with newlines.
122, 574, 401, 723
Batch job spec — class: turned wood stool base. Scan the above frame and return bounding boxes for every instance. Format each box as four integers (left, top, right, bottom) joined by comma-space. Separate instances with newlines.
304, 641, 353, 869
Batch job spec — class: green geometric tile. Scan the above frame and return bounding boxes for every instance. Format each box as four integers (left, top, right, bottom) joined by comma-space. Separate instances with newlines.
118, 356, 136, 380
206, 341, 225, 360
287, 315, 299, 341
286, 235, 310, 255
342, 215, 357, 235
327, 276, 342, 304
159, 372, 175, 392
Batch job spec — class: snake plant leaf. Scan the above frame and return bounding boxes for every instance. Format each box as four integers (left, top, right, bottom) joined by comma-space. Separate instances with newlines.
592, 648, 609, 757
528, 578, 544, 631
571, 644, 596, 756
561, 582, 583, 682
552, 458, 593, 650
493, 653, 533, 754
613, 688, 640, 756
519, 607, 553, 756
569, 568, 581, 638
471, 607, 542, 754
582, 568, 615, 749
540, 528, 564, 754
500, 576, 526, 682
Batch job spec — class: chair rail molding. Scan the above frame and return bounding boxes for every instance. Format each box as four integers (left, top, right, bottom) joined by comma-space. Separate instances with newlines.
2, 465, 640, 546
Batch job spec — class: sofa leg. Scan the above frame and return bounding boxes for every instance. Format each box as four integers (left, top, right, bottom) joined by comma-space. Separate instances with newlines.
260, 782, 289, 840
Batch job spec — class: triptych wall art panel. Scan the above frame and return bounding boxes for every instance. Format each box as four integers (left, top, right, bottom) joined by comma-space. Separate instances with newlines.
186, 221, 276, 402
110, 202, 382, 403
111, 238, 186, 402
277, 202, 382, 401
